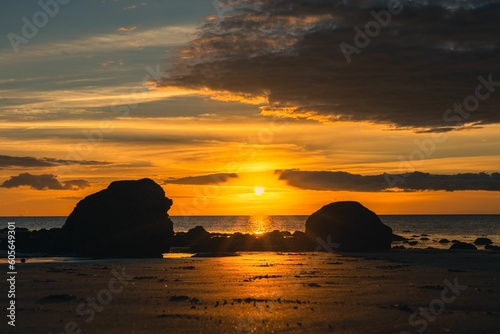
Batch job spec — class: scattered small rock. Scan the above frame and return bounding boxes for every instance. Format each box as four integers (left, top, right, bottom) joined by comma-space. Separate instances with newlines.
448, 269, 472, 273
133, 276, 156, 280
169, 295, 190, 302
392, 234, 406, 242
376, 265, 410, 270
474, 237, 492, 245
192, 252, 238, 258
485, 244, 500, 251
450, 242, 477, 250
37, 294, 77, 304
420, 285, 444, 290
156, 313, 200, 320
246, 274, 282, 281
379, 304, 412, 313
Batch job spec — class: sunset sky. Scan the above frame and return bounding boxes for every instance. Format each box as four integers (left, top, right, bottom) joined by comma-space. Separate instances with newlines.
1, 0, 500, 216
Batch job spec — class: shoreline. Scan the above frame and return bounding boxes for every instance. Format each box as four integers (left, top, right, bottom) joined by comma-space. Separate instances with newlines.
2, 214, 500, 253
2, 226, 499, 259
10, 250, 500, 333
1, 247, 499, 263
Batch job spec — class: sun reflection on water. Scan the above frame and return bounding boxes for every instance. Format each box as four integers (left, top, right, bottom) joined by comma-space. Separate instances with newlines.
248, 216, 273, 235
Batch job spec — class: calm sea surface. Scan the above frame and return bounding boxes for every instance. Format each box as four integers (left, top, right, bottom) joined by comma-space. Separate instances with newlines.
1, 215, 499, 249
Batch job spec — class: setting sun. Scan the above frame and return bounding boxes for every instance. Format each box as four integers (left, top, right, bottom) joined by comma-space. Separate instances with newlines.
254, 186, 265, 196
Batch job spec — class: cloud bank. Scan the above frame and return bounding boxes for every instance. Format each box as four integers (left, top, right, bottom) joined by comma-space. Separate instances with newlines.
278, 170, 500, 192
1, 173, 90, 190
159, 0, 500, 131
0, 155, 109, 168
163, 169, 500, 192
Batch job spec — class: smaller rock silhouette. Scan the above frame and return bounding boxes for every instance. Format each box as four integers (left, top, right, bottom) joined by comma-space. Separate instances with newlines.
305, 201, 392, 251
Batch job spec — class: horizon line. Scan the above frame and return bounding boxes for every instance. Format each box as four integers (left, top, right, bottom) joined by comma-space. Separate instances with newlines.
2, 213, 500, 218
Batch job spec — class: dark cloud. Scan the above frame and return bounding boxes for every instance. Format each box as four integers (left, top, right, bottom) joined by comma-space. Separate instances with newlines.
57, 196, 84, 200
0, 127, 236, 145
164, 173, 238, 185
160, 0, 500, 131
278, 170, 500, 192
0, 155, 109, 168
1, 173, 90, 190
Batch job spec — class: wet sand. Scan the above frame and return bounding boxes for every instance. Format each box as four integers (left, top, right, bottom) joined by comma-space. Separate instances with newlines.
8, 250, 500, 334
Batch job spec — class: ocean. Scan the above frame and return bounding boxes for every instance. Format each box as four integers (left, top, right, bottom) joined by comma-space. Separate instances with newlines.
1, 215, 499, 250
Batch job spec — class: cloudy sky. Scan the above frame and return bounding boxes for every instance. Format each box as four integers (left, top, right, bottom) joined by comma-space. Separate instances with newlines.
1, 0, 500, 216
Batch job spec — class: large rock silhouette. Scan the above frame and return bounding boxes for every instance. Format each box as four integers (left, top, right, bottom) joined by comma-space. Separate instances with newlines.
305, 201, 392, 251
58, 178, 174, 257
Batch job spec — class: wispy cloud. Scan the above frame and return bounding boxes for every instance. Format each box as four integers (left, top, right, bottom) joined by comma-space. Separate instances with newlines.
99, 60, 125, 67
123, 2, 146, 10
0, 85, 196, 112
1, 173, 90, 190
117, 26, 138, 32
0, 155, 109, 168
0, 25, 196, 62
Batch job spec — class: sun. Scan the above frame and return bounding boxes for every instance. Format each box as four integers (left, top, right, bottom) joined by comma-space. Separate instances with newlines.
254, 186, 265, 196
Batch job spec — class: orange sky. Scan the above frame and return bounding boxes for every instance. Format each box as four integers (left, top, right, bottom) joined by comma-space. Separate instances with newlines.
1, 116, 500, 216
1, 1, 500, 216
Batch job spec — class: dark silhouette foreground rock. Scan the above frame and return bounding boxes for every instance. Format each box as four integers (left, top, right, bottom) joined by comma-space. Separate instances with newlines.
305, 201, 392, 251
56, 178, 174, 257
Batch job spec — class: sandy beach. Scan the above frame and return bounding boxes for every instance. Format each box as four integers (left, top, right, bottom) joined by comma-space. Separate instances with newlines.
7, 250, 500, 334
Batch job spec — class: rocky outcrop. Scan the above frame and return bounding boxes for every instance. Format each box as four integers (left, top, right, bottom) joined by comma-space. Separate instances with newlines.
449, 242, 477, 250
474, 237, 492, 245
171, 230, 312, 252
305, 201, 392, 251
187, 226, 211, 246
56, 178, 174, 257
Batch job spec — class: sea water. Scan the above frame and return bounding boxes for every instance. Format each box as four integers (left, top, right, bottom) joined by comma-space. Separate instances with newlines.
1, 215, 499, 249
